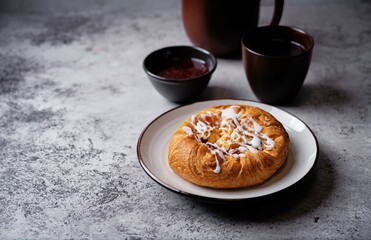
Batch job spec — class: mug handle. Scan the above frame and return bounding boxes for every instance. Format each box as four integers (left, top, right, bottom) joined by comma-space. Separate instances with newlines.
270, 0, 284, 25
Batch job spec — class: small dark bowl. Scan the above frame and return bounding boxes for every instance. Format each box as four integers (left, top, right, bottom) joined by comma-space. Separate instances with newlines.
143, 46, 217, 103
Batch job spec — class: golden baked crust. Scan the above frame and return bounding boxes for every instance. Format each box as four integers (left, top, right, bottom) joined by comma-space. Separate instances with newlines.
168, 104, 290, 188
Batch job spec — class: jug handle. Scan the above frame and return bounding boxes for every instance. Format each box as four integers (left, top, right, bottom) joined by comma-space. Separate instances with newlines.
270, 0, 284, 25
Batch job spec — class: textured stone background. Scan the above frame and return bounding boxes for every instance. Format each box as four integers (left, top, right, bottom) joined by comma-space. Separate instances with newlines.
0, 0, 370, 239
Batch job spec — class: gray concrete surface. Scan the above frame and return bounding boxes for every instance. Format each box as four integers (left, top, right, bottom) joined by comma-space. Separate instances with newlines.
0, 0, 370, 239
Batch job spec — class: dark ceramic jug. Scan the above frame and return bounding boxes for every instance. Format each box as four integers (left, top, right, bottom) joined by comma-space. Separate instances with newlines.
182, 0, 284, 57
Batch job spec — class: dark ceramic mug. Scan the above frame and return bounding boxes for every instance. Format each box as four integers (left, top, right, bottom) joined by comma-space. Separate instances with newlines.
182, 0, 284, 57
242, 26, 314, 104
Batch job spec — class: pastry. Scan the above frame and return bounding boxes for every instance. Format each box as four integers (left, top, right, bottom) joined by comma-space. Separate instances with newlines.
168, 104, 289, 188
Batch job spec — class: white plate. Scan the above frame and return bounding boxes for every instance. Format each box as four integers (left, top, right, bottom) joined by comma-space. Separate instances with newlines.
137, 99, 318, 201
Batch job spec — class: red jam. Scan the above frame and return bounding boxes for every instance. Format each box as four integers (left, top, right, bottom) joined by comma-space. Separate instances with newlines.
157, 57, 209, 80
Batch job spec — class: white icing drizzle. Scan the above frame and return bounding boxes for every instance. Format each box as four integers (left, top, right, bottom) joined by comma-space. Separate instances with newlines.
261, 133, 276, 150
190, 113, 217, 140
220, 106, 242, 131
182, 126, 193, 136
212, 152, 221, 173
182, 105, 276, 174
